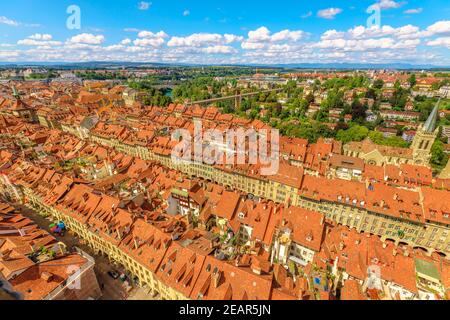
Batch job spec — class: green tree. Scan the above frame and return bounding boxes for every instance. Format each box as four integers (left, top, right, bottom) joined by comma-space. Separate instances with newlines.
430, 140, 449, 171
368, 131, 409, 148
351, 98, 367, 124
373, 79, 384, 90
408, 74, 417, 88
390, 86, 408, 110
336, 125, 369, 143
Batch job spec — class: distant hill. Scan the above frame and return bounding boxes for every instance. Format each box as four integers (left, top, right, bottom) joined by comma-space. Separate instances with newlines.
0, 61, 448, 71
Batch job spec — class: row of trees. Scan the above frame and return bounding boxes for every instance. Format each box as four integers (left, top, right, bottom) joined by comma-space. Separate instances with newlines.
336, 124, 409, 148
431, 139, 449, 171
172, 77, 228, 102
75, 71, 128, 80
128, 80, 172, 107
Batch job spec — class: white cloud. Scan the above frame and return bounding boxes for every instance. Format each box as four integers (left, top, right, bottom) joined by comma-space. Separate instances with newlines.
245, 27, 305, 43
313, 37, 420, 51
0, 16, 19, 27
248, 27, 271, 42
241, 27, 306, 51
301, 11, 312, 19
133, 37, 165, 47
427, 37, 450, 49
17, 34, 61, 46
29, 34, 53, 41
321, 24, 421, 41
202, 45, 237, 54
68, 33, 105, 45
0, 50, 20, 58
390, 25, 420, 38
17, 39, 60, 46
271, 30, 305, 42
2, 18, 450, 66
124, 28, 141, 32
317, 8, 343, 19
131, 30, 168, 47
404, 8, 423, 14
138, 1, 151, 10
369, 0, 406, 10
104, 44, 125, 52
321, 30, 345, 40
241, 41, 265, 50
137, 30, 169, 39
167, 33, 241, 47
425, 21, 450, 36
224, 34, 244, 43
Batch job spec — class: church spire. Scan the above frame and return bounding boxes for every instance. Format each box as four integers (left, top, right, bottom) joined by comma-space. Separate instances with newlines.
12, 86, 20, 100
422, 98, 440, 133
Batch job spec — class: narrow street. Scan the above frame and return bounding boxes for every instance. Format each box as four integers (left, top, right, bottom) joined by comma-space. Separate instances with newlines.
15, 203, 156, 300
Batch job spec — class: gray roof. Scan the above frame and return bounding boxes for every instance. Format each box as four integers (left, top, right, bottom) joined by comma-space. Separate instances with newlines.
80, 115, 99, 130
423, 99, 440, 133
414, 258, 440, 280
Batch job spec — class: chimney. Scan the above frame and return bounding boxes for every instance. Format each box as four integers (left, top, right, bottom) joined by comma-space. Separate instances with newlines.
1, 250, 12, 261
29, 240, 37, 253
212, 270, 222, 288
40, 272, 54, 283
252, 266, 262, 275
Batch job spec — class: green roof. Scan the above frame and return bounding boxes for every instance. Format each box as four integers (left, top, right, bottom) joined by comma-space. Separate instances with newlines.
414, 258, 440, 280
12, 86, 20, 99
422, 99, 440, 133
171, 188, 189, 198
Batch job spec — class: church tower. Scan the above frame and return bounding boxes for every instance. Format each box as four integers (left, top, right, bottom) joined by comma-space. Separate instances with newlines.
411, 100, 440, 166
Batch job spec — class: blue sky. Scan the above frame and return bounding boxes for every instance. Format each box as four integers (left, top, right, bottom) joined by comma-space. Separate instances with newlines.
0, 0, 449, 65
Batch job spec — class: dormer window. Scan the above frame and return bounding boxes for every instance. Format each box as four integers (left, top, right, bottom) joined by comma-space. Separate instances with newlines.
238, 212, 246, 219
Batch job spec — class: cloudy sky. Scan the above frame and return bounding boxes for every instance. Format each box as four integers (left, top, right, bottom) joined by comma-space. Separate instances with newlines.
0, 0, 449, 65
